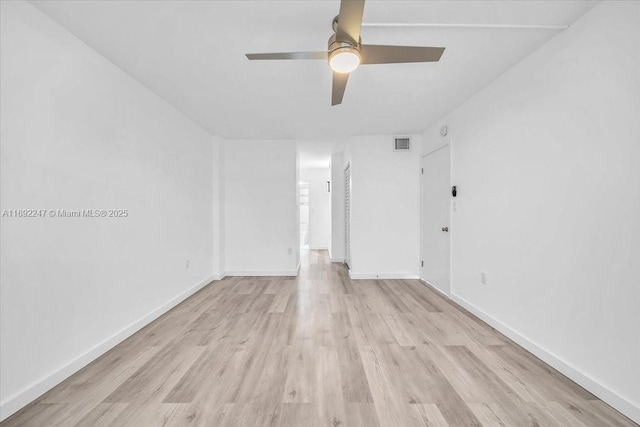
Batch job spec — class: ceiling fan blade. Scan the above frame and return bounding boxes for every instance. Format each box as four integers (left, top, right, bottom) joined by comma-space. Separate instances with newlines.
246, 51, 328, 60
336, 0, 365, 45
332, 72, 349, 106
360, 45, 445, 64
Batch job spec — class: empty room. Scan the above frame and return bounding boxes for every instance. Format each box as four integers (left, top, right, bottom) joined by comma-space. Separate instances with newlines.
1, 0, 639, 426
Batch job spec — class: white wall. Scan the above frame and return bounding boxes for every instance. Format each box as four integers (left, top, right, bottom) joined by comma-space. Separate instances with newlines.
300, 168, 330, 250
345, 136, 421, 279
0, 1, 218, 420
212, 135, 225, 279
223, 139, 299, 275
329, 152, 345, 261
422, 1, 640, 422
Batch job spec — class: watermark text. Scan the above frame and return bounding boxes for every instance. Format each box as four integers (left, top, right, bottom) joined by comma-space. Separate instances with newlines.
2, 209, 129, 218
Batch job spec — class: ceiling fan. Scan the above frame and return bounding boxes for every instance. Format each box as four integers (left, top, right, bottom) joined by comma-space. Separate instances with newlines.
245, 0, 445, 106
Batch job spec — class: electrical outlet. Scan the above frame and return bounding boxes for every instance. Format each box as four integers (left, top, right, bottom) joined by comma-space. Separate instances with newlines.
481, 272, 487, 285
186, 259, 190, 269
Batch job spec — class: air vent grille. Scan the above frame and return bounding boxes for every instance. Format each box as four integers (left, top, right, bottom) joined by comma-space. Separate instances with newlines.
394, 137, 411, 151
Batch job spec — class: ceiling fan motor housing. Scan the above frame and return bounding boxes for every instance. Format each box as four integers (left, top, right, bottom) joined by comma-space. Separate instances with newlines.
327, 33, 362, 72
328, 33, 361, 53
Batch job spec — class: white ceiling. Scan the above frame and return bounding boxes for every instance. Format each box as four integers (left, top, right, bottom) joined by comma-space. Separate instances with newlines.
31, 0, 596, 141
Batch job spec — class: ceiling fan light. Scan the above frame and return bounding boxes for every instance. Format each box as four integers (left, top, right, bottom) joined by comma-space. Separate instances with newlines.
329, 48, 361, 73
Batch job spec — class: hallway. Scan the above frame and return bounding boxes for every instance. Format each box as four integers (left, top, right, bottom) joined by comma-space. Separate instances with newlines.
2, 251, 635, 426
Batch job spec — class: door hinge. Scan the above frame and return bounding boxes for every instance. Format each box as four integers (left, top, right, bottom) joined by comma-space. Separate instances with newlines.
421, 260, 424, 267
421, 168, 424, 174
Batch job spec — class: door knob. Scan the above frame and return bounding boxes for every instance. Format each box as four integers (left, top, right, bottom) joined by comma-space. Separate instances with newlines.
441, 227, 449, 232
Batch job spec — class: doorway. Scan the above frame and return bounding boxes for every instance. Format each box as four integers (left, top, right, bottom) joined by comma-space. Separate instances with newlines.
421, 144, 451, 295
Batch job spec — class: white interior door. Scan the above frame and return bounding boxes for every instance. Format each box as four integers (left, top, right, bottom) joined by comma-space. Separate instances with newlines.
421, 145, 451, 295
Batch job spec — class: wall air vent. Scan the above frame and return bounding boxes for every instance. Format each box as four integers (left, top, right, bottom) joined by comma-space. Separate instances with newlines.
393, 137, 411, 151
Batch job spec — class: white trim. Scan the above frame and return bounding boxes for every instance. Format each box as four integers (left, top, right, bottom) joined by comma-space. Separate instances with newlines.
450, 293, 640, 424
349, 272, 420, 280
224, 270, 298, 277
344, 162, 351, 269
0, 275, 216, 422
222, 259, 300, 278
419, 279, 449, 298
330, 258, 344, 263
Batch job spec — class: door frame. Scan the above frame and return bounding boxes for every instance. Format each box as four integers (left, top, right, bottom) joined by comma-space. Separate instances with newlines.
299, 181, 310, 250
420, 142, 453, 297
344, 163, 351, 269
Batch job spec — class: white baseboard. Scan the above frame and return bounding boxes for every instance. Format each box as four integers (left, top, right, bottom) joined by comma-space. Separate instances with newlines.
224, 260, 300, 278
224, 270, 298, 277
348, 272, 420, 280
0, 275, 216, 422
212, 273, 226, 281
450, 293, 640, 424
419, 279, 449, 298
309, 246, 328, 250
330, 258, 344, 263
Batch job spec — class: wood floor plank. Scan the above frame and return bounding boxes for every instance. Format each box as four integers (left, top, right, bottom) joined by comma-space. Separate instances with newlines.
41, 345, 161, 404
331, 312, 374, 403
1, 250, 635, 427
382, 313, 417, 346
345, 402, 382, 427
283, 340, 315, 403
268, 292, 291, 313
488, 343, 597, 403
377, 280, 412, 313
359, 345, 427, 427
0, 403, 67, 427
278, 403, 316, 427
442, 344, 521, 403
314, 345, 347, 427
73, 402, 129, 427
103, 345, 205, 403
108, 402, 179, 427
461, 340, 549, 404
415, 403, 450, 427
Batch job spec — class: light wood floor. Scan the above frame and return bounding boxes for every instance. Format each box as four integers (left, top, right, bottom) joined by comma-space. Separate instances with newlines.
3, 250, 636, 427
